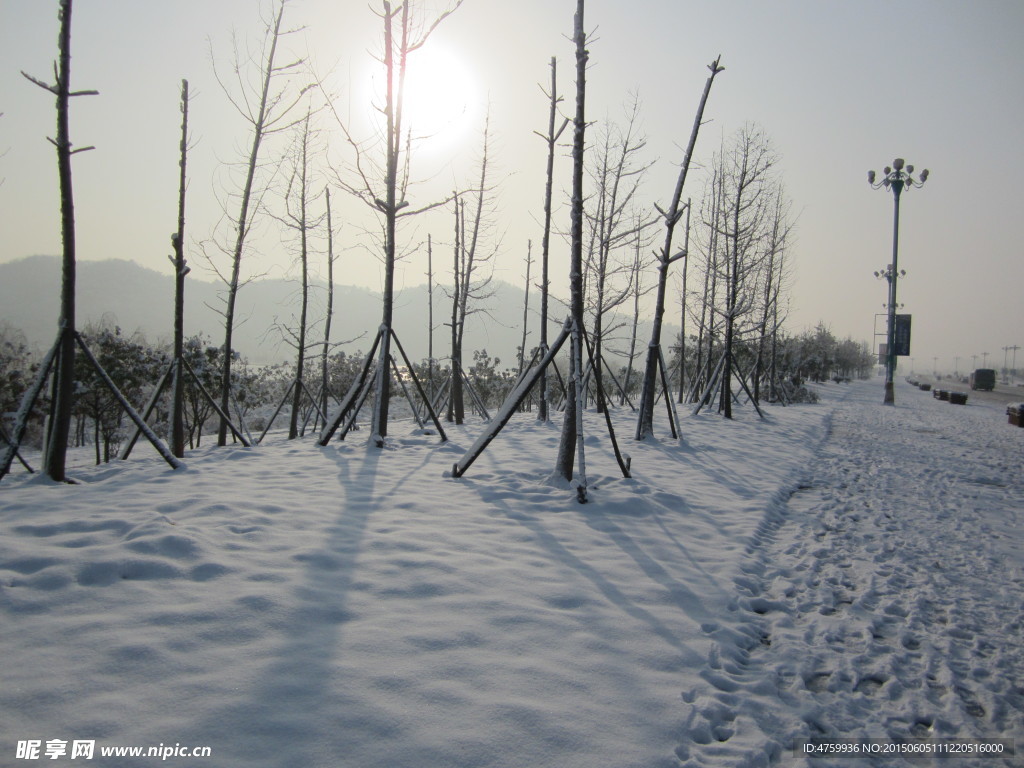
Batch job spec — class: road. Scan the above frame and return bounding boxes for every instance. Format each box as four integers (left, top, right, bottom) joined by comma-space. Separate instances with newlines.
909, 375, 1024, 409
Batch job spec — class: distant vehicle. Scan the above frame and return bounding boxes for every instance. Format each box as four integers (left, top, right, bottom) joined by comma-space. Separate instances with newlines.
969, 369, 996, 391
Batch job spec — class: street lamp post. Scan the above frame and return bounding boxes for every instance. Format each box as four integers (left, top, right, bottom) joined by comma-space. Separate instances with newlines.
869, 158, 928, 404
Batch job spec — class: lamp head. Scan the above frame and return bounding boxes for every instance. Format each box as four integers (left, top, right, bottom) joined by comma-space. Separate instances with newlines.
893, 157, 905, 170
868, 170, 876, 184
920, 168, 929, 182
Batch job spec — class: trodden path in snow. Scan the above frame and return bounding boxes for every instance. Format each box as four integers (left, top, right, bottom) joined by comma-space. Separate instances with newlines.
678, 380, 1024, 767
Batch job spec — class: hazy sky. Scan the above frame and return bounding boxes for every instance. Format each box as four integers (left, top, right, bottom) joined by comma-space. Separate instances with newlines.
2, 0, 1023, 374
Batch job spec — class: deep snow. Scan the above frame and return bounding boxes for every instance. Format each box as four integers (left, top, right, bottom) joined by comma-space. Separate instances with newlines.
1, 378, 1021, 767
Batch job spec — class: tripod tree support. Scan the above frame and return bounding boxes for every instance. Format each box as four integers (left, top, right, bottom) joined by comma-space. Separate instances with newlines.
318, 330, 382, 445
0, 422, 33, 474
317, 327, 447, 446
256, 379, 326, 444
73, 332, 183, 471
581, 325, 632, 478
0, 342, 59, 481
452, 320, 571, 479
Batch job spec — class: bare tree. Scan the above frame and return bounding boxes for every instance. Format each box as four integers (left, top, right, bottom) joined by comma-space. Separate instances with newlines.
447, 107, 500, 424
620, 213, 655, 402
426, 233, 436, 396
583, 99, 654, 412
6, 4, 179, 481
691, 163, 726, 402
554, 0, 589, 490
635, 56, 722, 440
20, 0, 98, 481
324, 0, 462, 444
207, 0, 310, 446
170, 80, 191, 458
714, 124, 778, 418
320, 187, 337, 422
675, 199, 691, 403
752, 185, 793, 403
534, 57, 569, 422
518, 241, 533, 378
274, 108, 324, 439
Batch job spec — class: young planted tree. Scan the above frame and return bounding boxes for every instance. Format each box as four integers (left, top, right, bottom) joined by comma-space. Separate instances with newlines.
452, 0, 630, 493
322, 0, 462, 445
19, 0, 97, 481
320, 187, 338, 422
621, 213, 654, 404
714, 124, 778, 418
690, 163, 726, 403
207, 0, 310, 447
518, 241, 533, 378
425, 233, 440, 399
447, 108, 499, 425
583, 100, 654, 412
5, 0, 180, 483
675, 200, 691, 403
635, 56, 722, 440
751, 186, 793, 403
169, 80, 191, 458
274, 108, 325, 440
554, 0, 589, 491
534, 57, 569, 422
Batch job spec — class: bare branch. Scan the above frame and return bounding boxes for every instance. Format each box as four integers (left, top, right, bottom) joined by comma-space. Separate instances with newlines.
21, 71, 58, 95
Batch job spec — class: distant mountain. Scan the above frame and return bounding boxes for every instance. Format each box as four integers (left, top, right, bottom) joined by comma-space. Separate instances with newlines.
0, 256, 677, 369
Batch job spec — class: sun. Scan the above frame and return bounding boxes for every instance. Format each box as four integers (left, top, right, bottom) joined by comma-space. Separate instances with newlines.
400, 40, 477, 148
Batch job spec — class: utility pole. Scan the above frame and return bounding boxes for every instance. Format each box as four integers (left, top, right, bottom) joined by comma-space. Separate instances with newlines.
1002, 345, 1020, 383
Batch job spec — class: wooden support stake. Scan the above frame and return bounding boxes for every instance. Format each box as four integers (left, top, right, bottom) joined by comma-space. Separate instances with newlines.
0, 337, 59, 482
121, 361, 174, 459
74, 332, 183, 471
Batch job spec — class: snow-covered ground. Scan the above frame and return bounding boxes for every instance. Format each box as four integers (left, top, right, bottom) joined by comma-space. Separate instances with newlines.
1, 378, 1021, 767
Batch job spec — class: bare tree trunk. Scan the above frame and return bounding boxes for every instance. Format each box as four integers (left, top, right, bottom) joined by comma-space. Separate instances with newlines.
325, 0, 462, 444
706, 169, 724, 395
622, 227, 643, 404
427, 233, 434, 398
170, 80, 190, 458
519, 241, 533, 377
22, 0, 98, 481
677, 199, 690, 404
636, 56, 721, 440
288, 111, 313, 440
369, 1, 405, 443
555, 0, 588, 484
321, 187, 335, 421
218, 1, 287, 446
449, 196, 464, 424
716, 125, 777, 418
584, 105, 650, 415
537, 57, 567, 422
448, 109, 498, 423
721, 194, 740, 419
